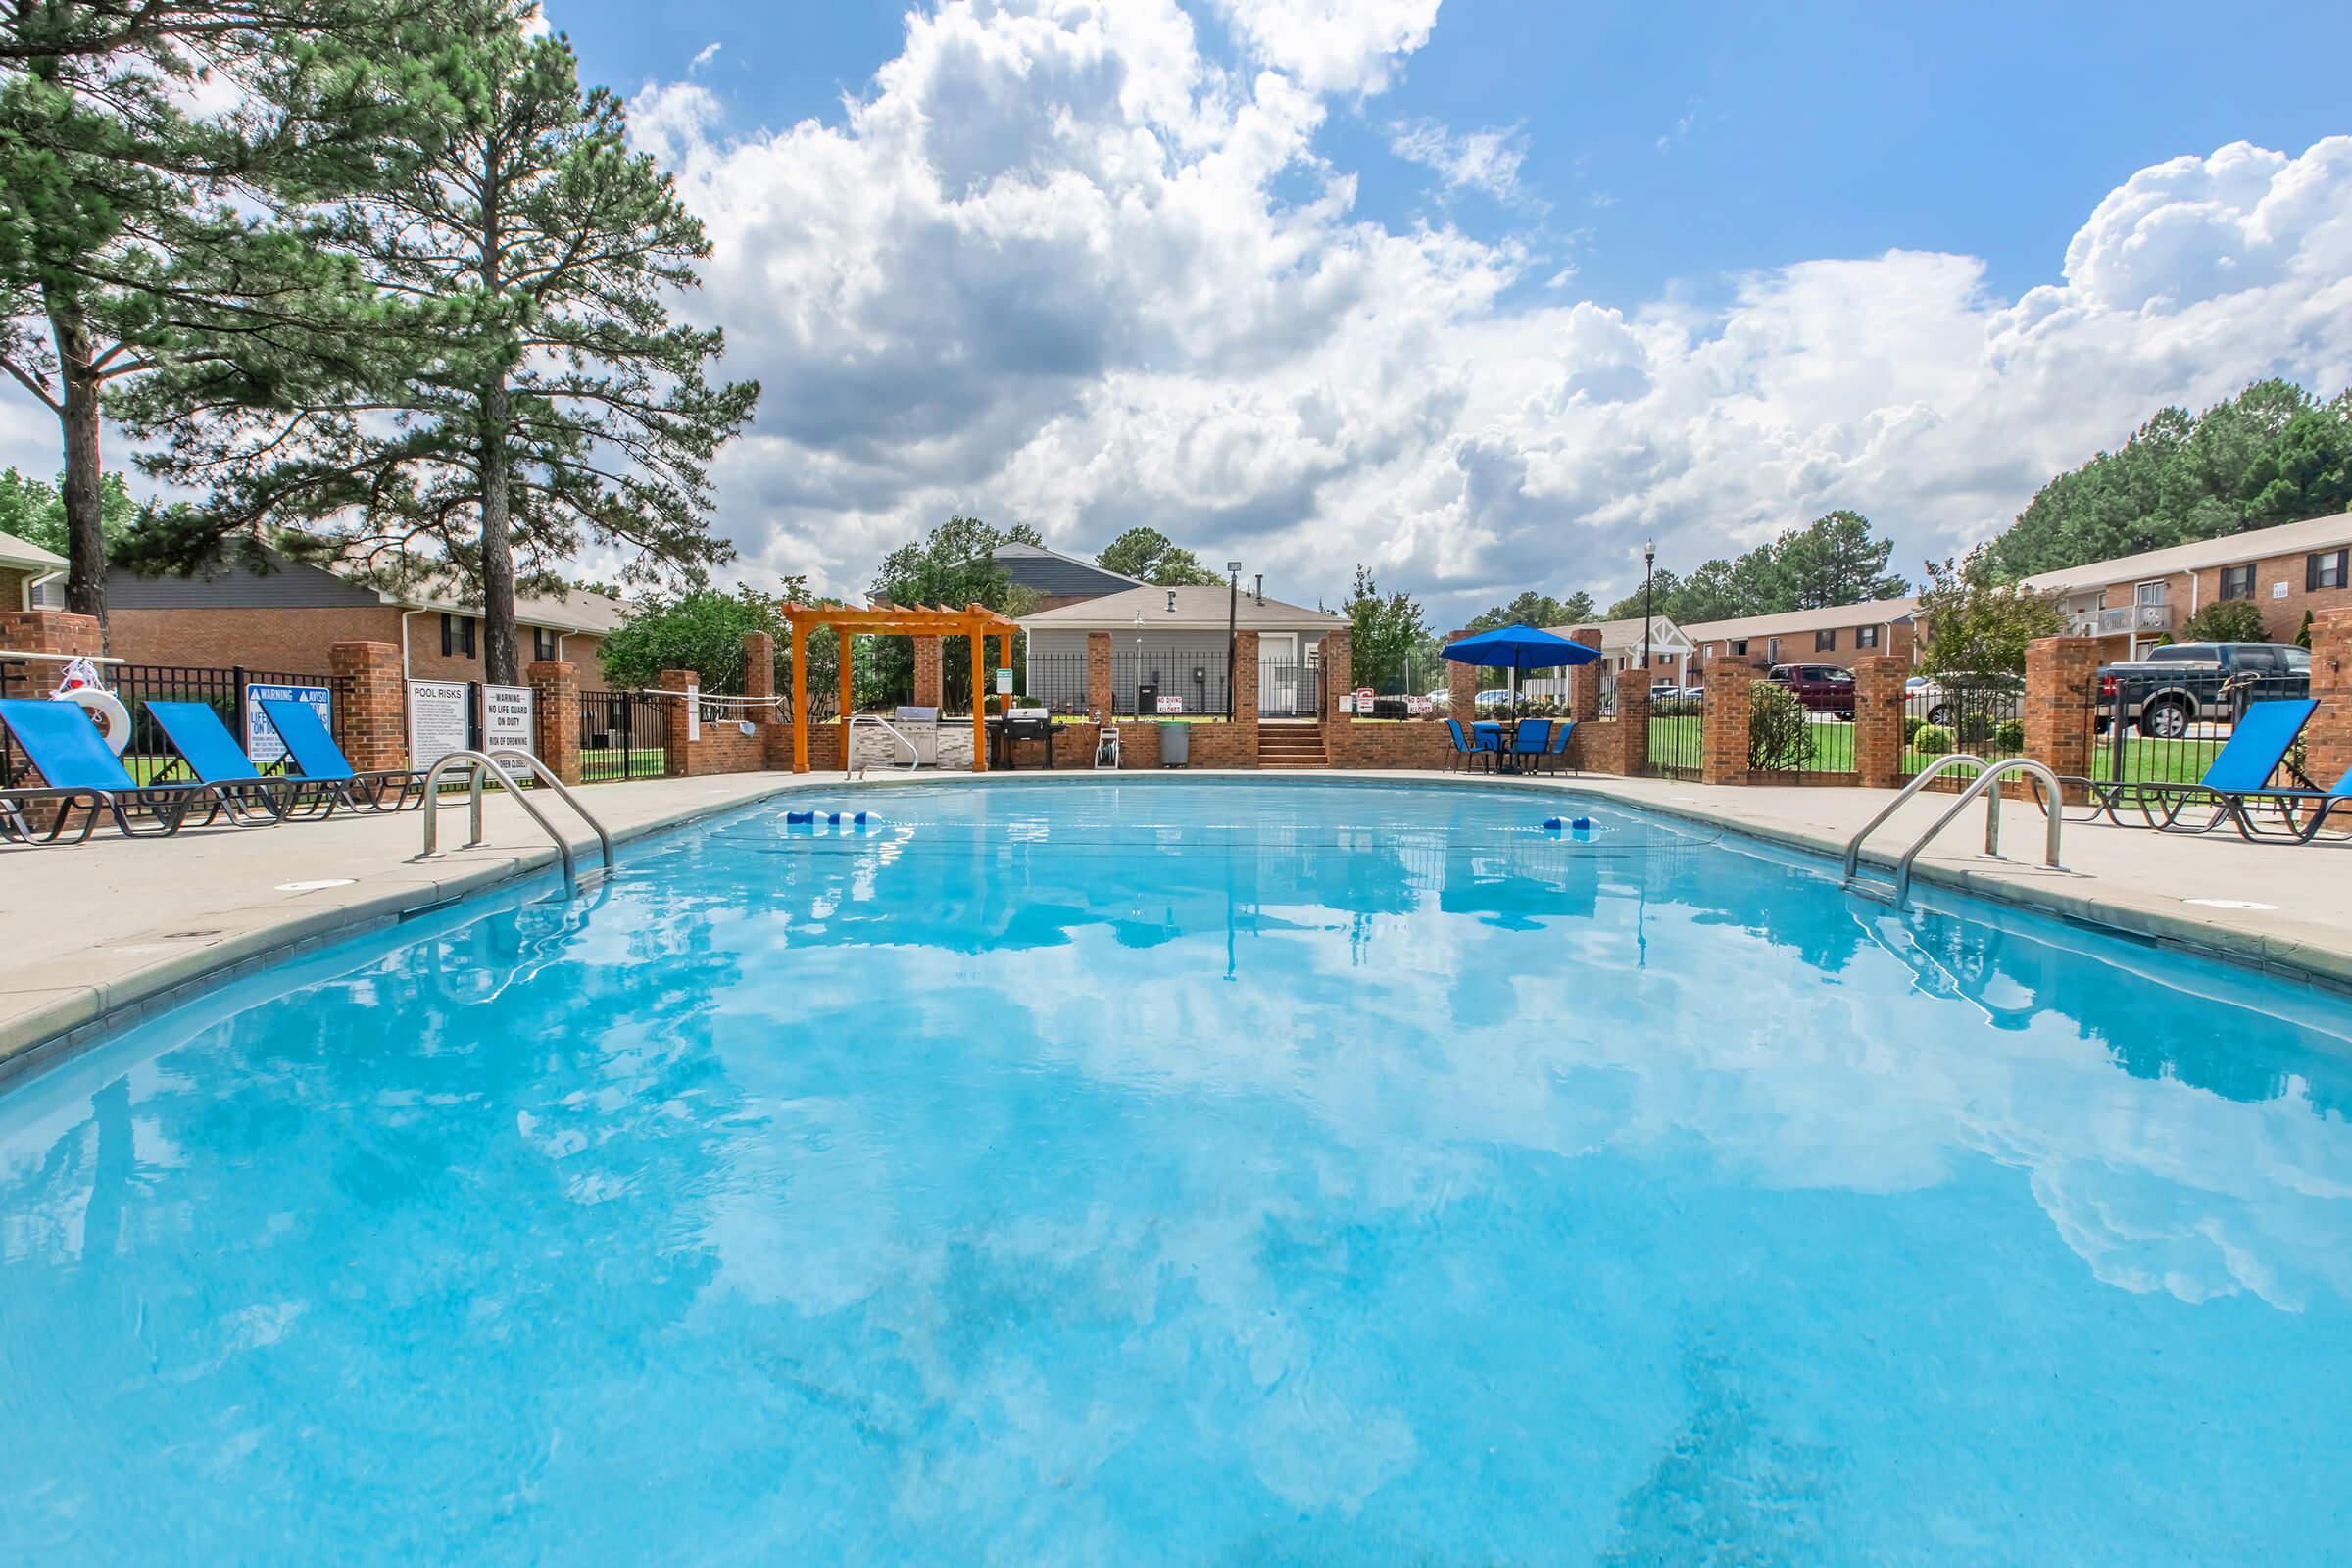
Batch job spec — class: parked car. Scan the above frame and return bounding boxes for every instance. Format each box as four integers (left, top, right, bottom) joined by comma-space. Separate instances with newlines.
1764, 663, 1856, 719
2096, 642, 2312, 737
1905, 673, 2023, 729
1474, 688, 1512, 709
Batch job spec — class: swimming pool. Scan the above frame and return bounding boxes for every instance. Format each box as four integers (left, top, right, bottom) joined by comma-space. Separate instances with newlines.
4, 778, 2349, 1561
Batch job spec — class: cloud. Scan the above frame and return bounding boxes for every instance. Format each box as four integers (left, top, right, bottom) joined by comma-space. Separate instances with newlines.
688, 40, 722, 74
1209, 0, 1442, 95
1387, 117, 1530, 203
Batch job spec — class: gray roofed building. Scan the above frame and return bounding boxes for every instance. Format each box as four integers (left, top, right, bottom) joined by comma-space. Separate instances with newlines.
991, 541, 1144, 609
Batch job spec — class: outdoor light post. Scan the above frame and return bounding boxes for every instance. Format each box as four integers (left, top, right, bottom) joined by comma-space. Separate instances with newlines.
1642, 537, 1657, 689
1225, 560, 1242, 720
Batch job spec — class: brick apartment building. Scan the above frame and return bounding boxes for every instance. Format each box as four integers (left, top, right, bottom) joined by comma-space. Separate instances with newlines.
2019, 509, 2352, 657
1, 528, 66, 612
1684, 596, 1920, 671
101, 549, 625, 678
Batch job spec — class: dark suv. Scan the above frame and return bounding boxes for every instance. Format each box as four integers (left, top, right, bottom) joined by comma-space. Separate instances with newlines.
1764, 662, 1856, 718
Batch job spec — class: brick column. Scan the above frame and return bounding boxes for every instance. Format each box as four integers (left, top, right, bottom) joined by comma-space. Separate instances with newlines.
526, 660, 580, 784
1701, 656, 1755, 786
1613, 677, 1649, 775
1853, 654, 1905, 789
1085, 630, 1113, 718
660, 666, 699, 777
1445, 629, 1479, 716
1567, 628, 1603, 723
329, 639, 407, 772
912, 634, 944, 709
742, 630, 775, 705
0, 610, 101, 701
1318, 627, 1353, 761
2024, 636, 2100, 802
1230, 629, 1259, 764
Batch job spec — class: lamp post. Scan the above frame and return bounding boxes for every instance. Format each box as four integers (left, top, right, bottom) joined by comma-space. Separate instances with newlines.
1225, 560, 1242, 720
1133, 610, 1146, 714
1642, 537, 1657, 695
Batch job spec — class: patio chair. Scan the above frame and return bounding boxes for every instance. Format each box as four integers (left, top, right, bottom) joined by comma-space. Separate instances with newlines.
2073, 697, 2317, 833
1509, 717, 1551, 771
1534, 718, 1579, 775
1444, 718, 1497, 773
144, 700, 332, 824
0, 698, 254, 846
258, 696, 431, 812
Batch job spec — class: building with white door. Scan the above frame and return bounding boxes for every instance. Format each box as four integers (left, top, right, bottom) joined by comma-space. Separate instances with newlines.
2016, 510, 2352, 657
1017, 583, 1344, 716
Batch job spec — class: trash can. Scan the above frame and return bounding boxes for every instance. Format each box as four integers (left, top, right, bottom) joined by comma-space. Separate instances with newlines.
1157, 720, 1189, 768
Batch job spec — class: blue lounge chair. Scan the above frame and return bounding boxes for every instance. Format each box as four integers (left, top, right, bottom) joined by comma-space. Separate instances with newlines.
257, 696, 429, 812
143, 700, 329, 823
2083, 698, 2317, 833
2208, 761, 2352, 843
1445, 718, 1497, 773
1534, 718, 1578, 775
0, 698, 251, 845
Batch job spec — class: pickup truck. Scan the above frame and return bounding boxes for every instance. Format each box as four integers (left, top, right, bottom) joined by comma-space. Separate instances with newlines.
2096, 642, 2312, 737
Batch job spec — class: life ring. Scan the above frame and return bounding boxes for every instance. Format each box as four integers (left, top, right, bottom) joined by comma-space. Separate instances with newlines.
59, 687, 132, 755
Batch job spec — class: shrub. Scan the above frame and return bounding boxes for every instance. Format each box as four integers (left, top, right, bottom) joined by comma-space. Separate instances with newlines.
1747, 680, 1812, 772
2180, 598, 2271, 645
1902, 713, 1926, 744
1912, 722, 1956, 756
1954, 710, 1997, 745
1992, 718, 2026, 753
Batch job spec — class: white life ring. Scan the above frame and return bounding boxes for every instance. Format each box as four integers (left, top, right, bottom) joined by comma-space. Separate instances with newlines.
60, 687, 132, 755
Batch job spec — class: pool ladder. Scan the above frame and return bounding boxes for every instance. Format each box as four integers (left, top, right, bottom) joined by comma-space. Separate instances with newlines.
415, 749, 614, 897
1840, 754, 2066, 910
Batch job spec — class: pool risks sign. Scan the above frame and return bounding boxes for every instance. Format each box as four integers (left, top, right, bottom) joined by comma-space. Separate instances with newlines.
408, 680, 470, 769
244, 682, 331, 765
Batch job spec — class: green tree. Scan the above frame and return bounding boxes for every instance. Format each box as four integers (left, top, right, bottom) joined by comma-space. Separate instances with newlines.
1340, 564, 1429, 692
596, 577, 879, 712
2, 0, 478, 633
1466, 589, 1593, 633
0, 466, 134, 559
2178, 599, 2272, 644
868, 515, 1039, 707
1096, 525, 1221, 586
1914, 551, 2065, 677
124, 9, 759, 685
1604, 566, 1680, 622
1773, 510, 1910, 609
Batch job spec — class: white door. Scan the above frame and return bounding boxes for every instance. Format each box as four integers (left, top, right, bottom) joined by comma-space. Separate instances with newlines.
1258, 633, 1296, 715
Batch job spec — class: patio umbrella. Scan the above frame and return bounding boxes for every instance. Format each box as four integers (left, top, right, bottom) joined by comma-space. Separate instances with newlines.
1441, 624, 1600, 716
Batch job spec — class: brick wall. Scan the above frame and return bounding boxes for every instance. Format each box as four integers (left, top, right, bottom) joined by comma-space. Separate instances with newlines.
2303, 608, 2352, 786
1701, 658, 1754, 785
1853, 655, 1905, 788
1446, 629, 1479, 714
105, 605, 607, 683
1693, 617, 1913, 672
0, 565, 36, 612
1, 612, 103, 806
913, 635, 943, 708
1086, 631, 1113, 717
527, 660, 581, 784
329, 640, 407, 771
2023, 636, 2101, 803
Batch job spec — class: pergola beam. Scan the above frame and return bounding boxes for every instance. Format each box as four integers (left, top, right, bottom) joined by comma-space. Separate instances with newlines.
778, 601, 1023, 773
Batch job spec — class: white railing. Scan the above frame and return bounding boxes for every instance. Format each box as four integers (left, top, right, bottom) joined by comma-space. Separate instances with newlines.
2065, 603, 2172, 638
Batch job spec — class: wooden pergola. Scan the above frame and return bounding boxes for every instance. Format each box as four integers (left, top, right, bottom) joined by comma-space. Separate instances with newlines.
779, 601, 1024, 774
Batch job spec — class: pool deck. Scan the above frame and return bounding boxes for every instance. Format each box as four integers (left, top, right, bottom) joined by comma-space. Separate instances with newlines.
6, 765, 2349, 1078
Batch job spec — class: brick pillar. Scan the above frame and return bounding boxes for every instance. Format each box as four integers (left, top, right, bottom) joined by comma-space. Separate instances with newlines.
2025, 636, 2101, 803
1853, 654, 1905, 789
1085, 630, 1113, 718
1614, 677, 1649, 776
1231, 629, 1259, 764
1445, 629, 1479, 716
2308, 609, 2352, 787
0, 610, 101, 701
1567, 628, 1603, 723
1318, 627, 1353, 762
526, 660, 580, 784
742, 630, 775, 706
912, 634, 944, 709
329, 639, 407, 772
1701, 656, 1755, 786
660, 667, 699, 777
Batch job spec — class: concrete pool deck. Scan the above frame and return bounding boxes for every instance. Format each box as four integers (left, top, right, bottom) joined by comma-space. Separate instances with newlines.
5, 765, 2349, 1078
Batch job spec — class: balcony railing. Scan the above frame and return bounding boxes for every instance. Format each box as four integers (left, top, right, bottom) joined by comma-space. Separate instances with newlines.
2065, 603, 2173, 638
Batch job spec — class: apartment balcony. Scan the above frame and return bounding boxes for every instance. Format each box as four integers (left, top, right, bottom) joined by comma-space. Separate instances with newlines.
2065, 603, 2174, 639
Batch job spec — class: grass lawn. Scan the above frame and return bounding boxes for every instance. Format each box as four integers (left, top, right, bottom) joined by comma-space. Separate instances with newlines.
1648, 713, 1860, 773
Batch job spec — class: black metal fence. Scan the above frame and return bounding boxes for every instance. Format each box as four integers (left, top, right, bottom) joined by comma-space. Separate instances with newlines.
1647, 687, 1703, 779
0, 660, 353, 789
577, 690, 672, 783
1110, 647, 1230, 717
1741, 679, 1858, 779
2097, 669, 2308, 802
1023, 652, 1092, 714
1897, 677, 2024, 781
1261, 657, 1320, 718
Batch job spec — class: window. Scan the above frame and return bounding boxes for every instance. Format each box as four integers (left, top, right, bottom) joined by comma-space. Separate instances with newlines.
533, 627, 556, 662
2134, 580, 2168, 607
1857, 625, 1880, 649
2310, 550, 2349, 591
1728, 639, 1748, 656
1814, 628, 1837, 652
2146, 644, 2213, 663
1766, 637, 1781, 662
2285, 648, 2312, 676
440, 612, 476, 659
2220, 564, 2255, 601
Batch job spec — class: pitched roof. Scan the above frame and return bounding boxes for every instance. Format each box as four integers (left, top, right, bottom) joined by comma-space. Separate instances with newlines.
0, 528, 67, 572
992, 541, 1144, 599
318, 558, 628, 634
1544, 614, 1691, 652
1681, 595, 1919, 643
2018, 510, 2352, 593
1018, 582, 1343, 632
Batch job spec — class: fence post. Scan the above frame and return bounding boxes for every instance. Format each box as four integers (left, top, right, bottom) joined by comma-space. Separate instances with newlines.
1085, 631, 1113, 718
329, 640, 406, 771
660, 667, 699, 777
2024, 636, 2100, 804
913, 634, 943, 709
1567, 629, 1602, 724
0, 611, 102, 808
1319, 627, 1353, 764
2307, 608, 2352, 788
1701, 657, 1754, 785
1853, 655, 1905, 788
1612, 676, 1650, 775
1445, 628, 1479, 717
527, 660, 581, 784
1231, 629, 1259, 763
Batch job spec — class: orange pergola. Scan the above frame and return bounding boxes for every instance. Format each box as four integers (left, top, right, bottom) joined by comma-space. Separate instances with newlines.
779, 601, 1024, 774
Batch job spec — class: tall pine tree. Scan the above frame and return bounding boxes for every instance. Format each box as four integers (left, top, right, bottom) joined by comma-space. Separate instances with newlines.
127, 8, 759, 683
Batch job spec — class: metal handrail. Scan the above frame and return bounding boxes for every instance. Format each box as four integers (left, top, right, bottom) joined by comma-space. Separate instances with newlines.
847, 714, 919, 779
1842, 754, 2065, 909
416, 749, 614, 897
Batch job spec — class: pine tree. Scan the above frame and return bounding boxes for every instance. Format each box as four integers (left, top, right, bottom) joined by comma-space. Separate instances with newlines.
126, 9, 759, 684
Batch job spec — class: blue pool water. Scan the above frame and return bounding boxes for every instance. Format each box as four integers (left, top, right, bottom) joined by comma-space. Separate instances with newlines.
5, 779, 2351, 1562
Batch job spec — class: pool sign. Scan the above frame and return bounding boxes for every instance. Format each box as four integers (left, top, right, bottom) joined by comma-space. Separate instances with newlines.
482, 683, 534, 759
1156, 695, 1183, 713
996, 667, 1013, 695
408, 679, 470, 769
244, 681, 331, 765
1354, 687, 1374, 714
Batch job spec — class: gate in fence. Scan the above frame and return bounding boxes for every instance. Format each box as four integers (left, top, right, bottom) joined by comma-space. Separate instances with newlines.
577, 690, 673, 782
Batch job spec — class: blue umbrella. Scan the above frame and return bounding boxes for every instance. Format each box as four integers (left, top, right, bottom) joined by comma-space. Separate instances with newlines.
1443, 623, 1599, 715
